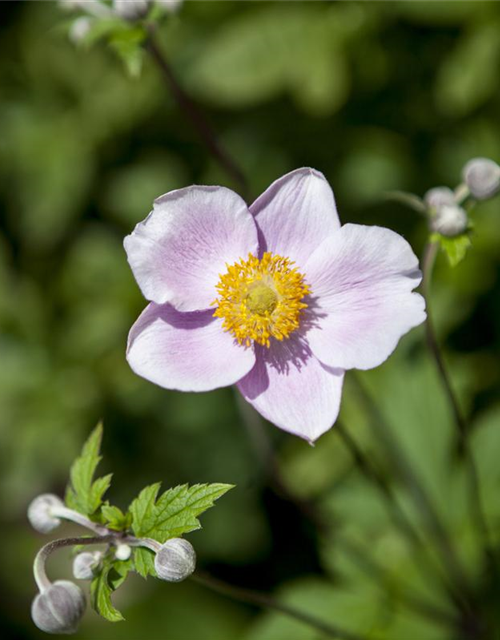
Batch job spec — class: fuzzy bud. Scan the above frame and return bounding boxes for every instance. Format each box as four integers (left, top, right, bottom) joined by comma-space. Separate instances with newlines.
69, 17, 94, 44
31, 580, 86, 635
154, 538, 196, 582
115, 544, 131, 561
113, 0, 150, 19
430, 204, 468, 237
72, 552, 101, 580
28, 494, 65, 534
424, 186, 455, 211
463, 157, 500, 200
157, 0, 183, 11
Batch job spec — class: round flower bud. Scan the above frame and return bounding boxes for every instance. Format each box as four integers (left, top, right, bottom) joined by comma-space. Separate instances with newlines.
463, 157, 500, 200
69, 17, 93, 44
430, 204, 468, 237
154, 538, 196, 582
113, 0, 150, 19
115, 543, 132, 561
31, 580, 86, 635
157, 0, 183, 12
28, 494, 64, 534
72, 552, 101, 580
424, 186, 455, 211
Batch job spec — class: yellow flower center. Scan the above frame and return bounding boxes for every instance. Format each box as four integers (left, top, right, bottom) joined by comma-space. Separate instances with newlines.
212, 252, 311, 348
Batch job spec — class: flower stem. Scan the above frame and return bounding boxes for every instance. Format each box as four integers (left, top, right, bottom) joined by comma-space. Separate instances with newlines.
422, 242, 468, 443
191, 570, 369, 640
33, 535, 116, 592
50, 506, 108, 535
145, 27, 248, 199
421, 241, 494, 567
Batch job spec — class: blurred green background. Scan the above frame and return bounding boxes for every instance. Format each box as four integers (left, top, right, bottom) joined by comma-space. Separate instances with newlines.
1, 1, 500, 639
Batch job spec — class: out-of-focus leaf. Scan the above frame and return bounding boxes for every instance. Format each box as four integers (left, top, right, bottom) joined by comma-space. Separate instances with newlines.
244, 577, 380, 640
436, 22, 500, 117
431, 233, 472, 267
188, 5, 356, 115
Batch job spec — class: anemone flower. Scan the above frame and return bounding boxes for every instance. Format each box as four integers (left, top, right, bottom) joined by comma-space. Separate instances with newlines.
124, 168, 425, 442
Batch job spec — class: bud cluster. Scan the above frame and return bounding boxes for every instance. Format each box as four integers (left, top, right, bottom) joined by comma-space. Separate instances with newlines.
59, 0, 183, 43
423, 157, 499, 239
28, 493, 197, 635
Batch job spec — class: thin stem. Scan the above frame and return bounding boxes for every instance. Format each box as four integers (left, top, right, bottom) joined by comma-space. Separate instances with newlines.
145, 28, 248, 199
192, 570, 369, 640
422, 242, 467, 444
51, 506, 108, 535
422, 241, 494, 566
33, 535, 116, 593
129, 537, 162, 553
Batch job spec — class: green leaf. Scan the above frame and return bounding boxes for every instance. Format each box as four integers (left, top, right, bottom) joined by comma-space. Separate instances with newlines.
101, 505, 132, 532
130, 483, 234, 542
109, 558, 134, 590
90, 556, 125, 623
431, 232, 472, 266
109, 26, 147, 78
133, 547, 156, 579
65, 423, 112, 516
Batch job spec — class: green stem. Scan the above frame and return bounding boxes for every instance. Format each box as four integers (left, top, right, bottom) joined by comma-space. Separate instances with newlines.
422, 241, 494, 566
192, 570, 369, 640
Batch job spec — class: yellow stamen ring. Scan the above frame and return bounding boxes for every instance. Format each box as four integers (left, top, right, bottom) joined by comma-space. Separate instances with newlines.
212, 252, 310, 348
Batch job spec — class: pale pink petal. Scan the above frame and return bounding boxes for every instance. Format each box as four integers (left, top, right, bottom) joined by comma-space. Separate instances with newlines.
304, 224, 426, 370
238, 336, 344, 443
250, 168, 340, 269
127, 303, 255, 391
124, 186, 259, 311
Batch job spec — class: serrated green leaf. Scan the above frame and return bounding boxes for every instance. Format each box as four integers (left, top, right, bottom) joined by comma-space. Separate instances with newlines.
431, 232, 472, 266
65, 423, 112, 516
133, 547, 156, 579
130, 483, 234, 542
101, 505, 131, 531
109, 558, 134, 590
90, 557, 125, 623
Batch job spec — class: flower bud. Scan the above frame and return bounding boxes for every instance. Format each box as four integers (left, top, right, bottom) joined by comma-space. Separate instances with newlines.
31, 580, 86, 635
424, 186, 455, 211
157, 0, 183, 11
154, 538, 196, 582
72, 552, 101, 580
113, 0, 150, 19
115, 544, 131, 561
69, 17, 94, 44
430, 204, 468, 237
463, 157, 500, 200
28, 494, 65, 534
